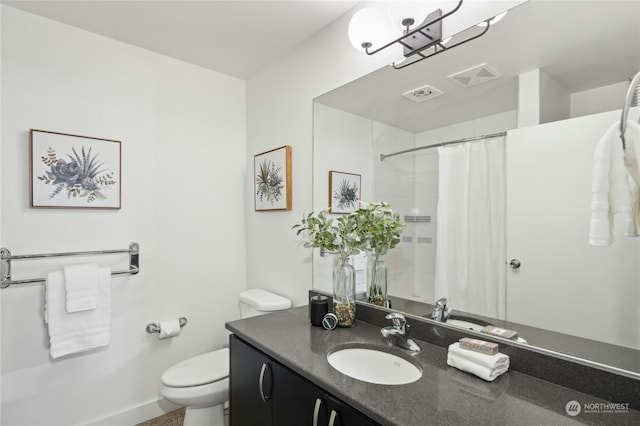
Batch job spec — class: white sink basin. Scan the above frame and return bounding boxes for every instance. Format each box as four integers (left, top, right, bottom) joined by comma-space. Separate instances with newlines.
446, 318, 486, 331
326, 347, 422, 385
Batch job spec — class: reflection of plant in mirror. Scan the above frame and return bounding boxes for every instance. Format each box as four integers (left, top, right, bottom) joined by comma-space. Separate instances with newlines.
354, 202, 404, 306
334, 178, 359, 210
354, 201, 403, 255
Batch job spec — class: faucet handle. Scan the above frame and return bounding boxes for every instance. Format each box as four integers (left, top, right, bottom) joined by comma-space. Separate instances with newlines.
434, 297, 449, 308
385, 312, 406, 330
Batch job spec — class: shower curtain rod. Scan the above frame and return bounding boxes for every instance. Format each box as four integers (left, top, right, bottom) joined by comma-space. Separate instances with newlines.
379, 131, 507, 161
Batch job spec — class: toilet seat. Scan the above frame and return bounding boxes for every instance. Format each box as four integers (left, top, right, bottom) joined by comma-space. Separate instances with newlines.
162, 348, 229, 388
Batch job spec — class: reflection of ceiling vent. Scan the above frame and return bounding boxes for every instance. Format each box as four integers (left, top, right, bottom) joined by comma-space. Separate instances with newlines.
447, 63, 501, 88
402, 84, 444, 103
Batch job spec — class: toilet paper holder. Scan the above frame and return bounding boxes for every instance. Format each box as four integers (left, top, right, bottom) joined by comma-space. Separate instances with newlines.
146, 317, 188, 334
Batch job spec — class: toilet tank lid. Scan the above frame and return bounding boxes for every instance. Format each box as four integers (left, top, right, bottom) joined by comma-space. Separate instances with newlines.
162, 348, 229, 387
239, 289, 291, 311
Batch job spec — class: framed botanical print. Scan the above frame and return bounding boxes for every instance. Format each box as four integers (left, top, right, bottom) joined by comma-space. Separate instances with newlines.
329, 170, 361, 214
30, 129, 121, 209
254, 145, 292, 211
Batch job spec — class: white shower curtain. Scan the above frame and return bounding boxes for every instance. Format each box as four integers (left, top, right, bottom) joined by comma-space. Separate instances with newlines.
434, 136, 506, 319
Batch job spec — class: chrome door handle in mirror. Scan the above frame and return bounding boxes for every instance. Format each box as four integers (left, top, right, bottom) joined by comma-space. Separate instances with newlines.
509, 259, 521, 269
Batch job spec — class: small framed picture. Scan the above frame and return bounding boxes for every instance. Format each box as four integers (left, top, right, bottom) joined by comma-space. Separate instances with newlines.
254, 145, 292, 211
30, 129, 121, 209
329, 170, 361, 214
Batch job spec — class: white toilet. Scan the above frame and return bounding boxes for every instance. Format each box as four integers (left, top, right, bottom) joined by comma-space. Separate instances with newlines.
159, 289, 292, 426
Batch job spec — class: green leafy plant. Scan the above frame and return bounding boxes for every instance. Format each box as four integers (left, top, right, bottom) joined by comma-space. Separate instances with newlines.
292, 210, 364, 262
353, 201, 404, 305
353, 201, 403, 256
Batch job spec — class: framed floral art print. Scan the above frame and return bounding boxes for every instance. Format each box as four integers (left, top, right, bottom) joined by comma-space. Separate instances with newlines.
254, 145, 292, 211
30, 129, 122, 209
329, 170, 361, 214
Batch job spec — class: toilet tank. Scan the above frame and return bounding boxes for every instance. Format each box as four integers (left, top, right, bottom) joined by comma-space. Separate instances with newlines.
239, 289, 292, 319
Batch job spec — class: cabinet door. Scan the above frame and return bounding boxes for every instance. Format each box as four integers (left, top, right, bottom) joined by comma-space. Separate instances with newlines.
230, 335, 379, 426
271, 362, 322, 425
229, 335, 273, 426
272, 363, 379, 426
323, 393, 379, 426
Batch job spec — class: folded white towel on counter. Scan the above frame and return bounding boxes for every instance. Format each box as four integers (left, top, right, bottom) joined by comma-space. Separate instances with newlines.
447, 342, 509, 382
45, 268, 111, 359
63, 263, 100, 313
589, 121, 633, 246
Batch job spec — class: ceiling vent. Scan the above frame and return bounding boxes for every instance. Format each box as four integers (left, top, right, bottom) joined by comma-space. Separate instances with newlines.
447, 63, 501, 88
402, 84, 444, 103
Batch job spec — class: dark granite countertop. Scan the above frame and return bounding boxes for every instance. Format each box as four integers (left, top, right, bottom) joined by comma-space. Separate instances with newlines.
226, 306, 640, 426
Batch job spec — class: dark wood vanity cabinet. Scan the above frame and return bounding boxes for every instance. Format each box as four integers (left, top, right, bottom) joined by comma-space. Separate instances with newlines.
230, 335, 379, 426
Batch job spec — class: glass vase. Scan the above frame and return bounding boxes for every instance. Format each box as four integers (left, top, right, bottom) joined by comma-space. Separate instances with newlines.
333, 255, 356, 327
368, 251, 388, 307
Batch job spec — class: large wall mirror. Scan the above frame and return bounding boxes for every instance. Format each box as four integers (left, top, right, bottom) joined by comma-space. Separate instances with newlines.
312, 0, 640, 377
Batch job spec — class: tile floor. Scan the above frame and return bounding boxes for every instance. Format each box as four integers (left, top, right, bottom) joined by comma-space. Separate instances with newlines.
136, 407, 229, 426
136, 408, 185, 426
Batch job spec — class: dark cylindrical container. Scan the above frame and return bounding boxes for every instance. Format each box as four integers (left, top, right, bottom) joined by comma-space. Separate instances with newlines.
310, 295, 329, 326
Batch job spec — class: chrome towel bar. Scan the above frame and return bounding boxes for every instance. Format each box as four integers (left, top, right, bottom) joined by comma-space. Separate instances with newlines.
0, 242, 139, 288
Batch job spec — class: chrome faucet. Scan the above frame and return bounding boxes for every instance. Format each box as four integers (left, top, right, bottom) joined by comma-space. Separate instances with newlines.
431, 297, 451, 322
380, 312, 421, 352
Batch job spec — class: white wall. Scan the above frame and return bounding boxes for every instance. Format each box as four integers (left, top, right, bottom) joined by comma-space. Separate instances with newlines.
372, 122, 416, 299
1, 6, 246, 425
245, 0, 523, 307
571, 81, 630, 119
312, 104, 373, 295
506, 108, 640, 348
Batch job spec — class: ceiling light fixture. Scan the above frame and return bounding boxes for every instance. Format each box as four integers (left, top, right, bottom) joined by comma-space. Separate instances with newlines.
348, 0, 505, 70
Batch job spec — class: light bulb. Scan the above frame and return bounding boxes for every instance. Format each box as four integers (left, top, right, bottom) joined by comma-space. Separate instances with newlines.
348, 7, 395, 52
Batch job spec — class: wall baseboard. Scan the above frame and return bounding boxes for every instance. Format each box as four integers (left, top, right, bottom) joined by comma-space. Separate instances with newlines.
85, 397, 182, 426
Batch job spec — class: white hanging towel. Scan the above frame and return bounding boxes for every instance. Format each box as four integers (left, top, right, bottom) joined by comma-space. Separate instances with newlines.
45, 268, 111, 359
623, 121, 640, 237
63, 263, 99, 313
589, 121, 633, 246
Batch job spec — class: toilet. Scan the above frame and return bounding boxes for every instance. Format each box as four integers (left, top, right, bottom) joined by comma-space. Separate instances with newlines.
159, 289, 291, 426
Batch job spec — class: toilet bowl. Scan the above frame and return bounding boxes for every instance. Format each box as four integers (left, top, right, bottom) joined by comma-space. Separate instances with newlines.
159, 289, 291, 426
